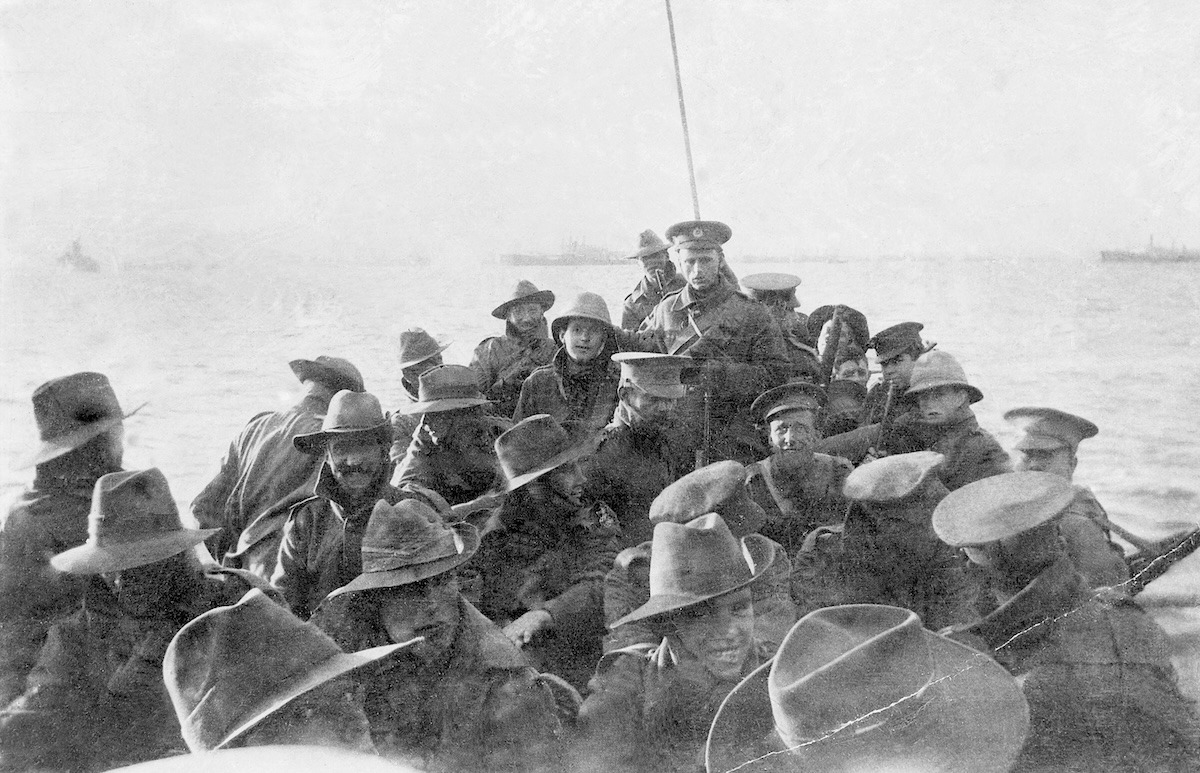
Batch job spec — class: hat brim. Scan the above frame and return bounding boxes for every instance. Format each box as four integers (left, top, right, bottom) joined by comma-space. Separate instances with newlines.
288, 360, 361, 393
51, 527, 219, 575
397, 397, 492, 416
610, 534, 776, 629
706, 628, 1029, 773
627, 245, 670, 260
905, 380, 984, 404
15, 402, 146, 470
293, 423, 392, 455
397, 340, 452, 370
504, 435, 595, 492
326, 523, 481, 599
491, 291, 556, 320
216, 638, 419, 750
1013, 434, 1071, 451
551, 314, 615, 342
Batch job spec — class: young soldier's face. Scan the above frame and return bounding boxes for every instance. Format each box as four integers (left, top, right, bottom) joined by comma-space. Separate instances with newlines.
672, 589, 754, 682
677, 247, 722, 291
835, 358, 870, 386
769, 409, 818, 453
506, 302, 545, 335
916, 386, 969, 424
879, 352, 916, 387
1016, 446, 1077, 480
623, 387, 678, 425
563, 318, 607, 363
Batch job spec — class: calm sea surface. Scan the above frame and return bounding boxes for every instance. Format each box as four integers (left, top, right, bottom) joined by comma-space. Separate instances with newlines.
2, 253, 1198, 687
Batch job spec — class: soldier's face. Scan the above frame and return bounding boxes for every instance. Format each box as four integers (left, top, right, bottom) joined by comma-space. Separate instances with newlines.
639, 251, 670, 275
678, 247, 722, 291
769, 409, 818, 453
623, 387, 679, 425
506, 302, 545, 335
327, 436, 386, 496
916, 386, 969, 424
563, 318, 608, 363
1016, 446, 1076, 480
672, 589, 754, 682
379, 573, 462, 661
835, 358, 870, 386
880, 352, 916, 387
102, 553, 189, 618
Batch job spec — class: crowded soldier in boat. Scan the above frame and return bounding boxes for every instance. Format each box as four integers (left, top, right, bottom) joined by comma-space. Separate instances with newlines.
2, 220, 1199, 773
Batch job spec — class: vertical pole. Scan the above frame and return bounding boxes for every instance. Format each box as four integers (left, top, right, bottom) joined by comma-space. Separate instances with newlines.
665, 0, 701, 220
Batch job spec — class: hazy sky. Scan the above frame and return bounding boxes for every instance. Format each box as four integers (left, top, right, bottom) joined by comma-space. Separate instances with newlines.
2, 0, 1198, 265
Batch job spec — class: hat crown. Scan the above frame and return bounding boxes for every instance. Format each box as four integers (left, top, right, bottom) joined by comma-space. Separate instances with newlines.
320, 390, 386, 433
932, 471, 1074, 546
165, 589, 347, 751
906, 350, 979, 399
359, 499, 470, 575
496, 414, 576, 483
87, 468, 184, 549
612, 353, 689, 396
647, 514, 753, 602
396, 328, 448, 368
414, 364, 487, 405
628, 229, 669, 259
843, 452, 945, 503
491, 280, 556, 319
291, 355, 365, 393
32, 371, 123, 442
751, 381, 827, 423
868, 321, 925, 358
665, 220, 732, 248
768, 606, 936, 745
1005, 407, 1098, 451
551, 292, 614, 339
650, 461, 745, 525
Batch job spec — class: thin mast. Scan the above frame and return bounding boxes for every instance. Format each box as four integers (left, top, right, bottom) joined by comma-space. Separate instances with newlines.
665, 0, 701, 219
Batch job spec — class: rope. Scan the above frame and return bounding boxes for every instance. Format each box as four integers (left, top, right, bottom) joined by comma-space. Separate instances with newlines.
664, 0, 701, 219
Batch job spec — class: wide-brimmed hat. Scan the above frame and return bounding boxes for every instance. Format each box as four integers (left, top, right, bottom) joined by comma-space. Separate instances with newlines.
495, 414, 595, 492
665, 220, 733, 250
51, 468, 217, 575
165, 588, 413, 751
1004, 406, 1099, 452
397, 364, 492, 415
843, 451, 945, 503
706, 604, 1029, 773
905, 350, 984, 403
491, 279, 556, 319
868, 321, 926, 361
932, 470, 1074, 547
741, 273, 801, 306
103, 746, 419, 773
328, 499, 480, 598
751, 381, 827, 424
649, 461, 765, 537
626, 229, 671, 260
806, 305, 870, 352
550, 292, 615, 342
18, 371, 143, 469
396, 328, 451, 370
288, 356, 364, 394
612, 514, 775, 628
611, 352, 690, 399
293, 391, 391, 455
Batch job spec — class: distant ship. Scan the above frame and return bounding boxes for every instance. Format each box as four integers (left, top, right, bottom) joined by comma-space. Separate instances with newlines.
1101, 237, 1200, 263
501, 238, 623, 266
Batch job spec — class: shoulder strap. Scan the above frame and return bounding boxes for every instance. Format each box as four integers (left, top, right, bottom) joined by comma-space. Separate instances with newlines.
757, 459, 798, 518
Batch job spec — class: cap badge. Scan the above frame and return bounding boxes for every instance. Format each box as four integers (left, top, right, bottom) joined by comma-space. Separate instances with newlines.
692, 227, 704, 238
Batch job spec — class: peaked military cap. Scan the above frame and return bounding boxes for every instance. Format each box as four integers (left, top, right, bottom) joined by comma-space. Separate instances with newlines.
868, 321, 926, 361
1004, 407, 1098, 452
843, 452, 944, 503
932, 471, 1074, 546
665, 220, 732, 250
740, 272, 800, 306
626, 229, 670, 260
750, 381, 827, 423
611, 352, 691, 399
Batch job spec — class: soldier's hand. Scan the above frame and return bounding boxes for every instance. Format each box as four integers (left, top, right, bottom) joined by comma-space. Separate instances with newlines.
502, 609, 553, 648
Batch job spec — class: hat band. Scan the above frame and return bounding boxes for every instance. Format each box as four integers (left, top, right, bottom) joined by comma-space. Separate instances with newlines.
776, 673, 938, 749
360, 534, 462, 572
419, 384, 484, 402
92, 510, 182, 545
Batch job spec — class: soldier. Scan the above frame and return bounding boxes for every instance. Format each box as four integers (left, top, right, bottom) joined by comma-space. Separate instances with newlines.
164, 588, 407, 753
1004, 407, 1131, 587
575, 514, 776, 773
636, 220, 790, 464
706, 604, 1029, 773
744, 382, 853, 555
0, 372, 135, 707
862, 321, 927, 425
818, 378, 867, 438
739, 272, 820, 382
191, 355, 364, 579
620, 230, 686, 331
603, 461, 797, 657
389, 328, 451, 464
470, 279, 557, 418
0, 468, 269, 772
934, 472, 1200, 772
310, 499, 566, 773
582, 353, 692, 549
514, 292, 623, 432
473, 414, 619, 689
273, 391, 404, 619
392, 364, 509, 507
831, 344, 870, 387
806, 303, 869, 378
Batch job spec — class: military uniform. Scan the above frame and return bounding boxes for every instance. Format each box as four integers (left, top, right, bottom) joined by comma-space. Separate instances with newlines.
622, 264, 687, 331
745, 454, 852, 555
513, 345, 622, 432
